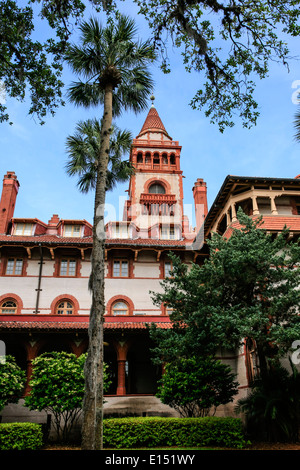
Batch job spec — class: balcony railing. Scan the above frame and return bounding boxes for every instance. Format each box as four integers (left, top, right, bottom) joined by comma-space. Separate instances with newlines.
139, 193, 176, 204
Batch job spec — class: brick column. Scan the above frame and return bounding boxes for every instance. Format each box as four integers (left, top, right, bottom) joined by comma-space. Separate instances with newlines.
114, 339, 130, 396
117, 360, 127, 395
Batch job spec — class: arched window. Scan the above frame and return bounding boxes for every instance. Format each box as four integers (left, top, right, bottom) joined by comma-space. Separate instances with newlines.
56, 300, 74, 315
0, 299, 17, 314
162, 153, 168, 165
112, 301, 129, 316
153, 152, 160, 164
149, 182, 165, 194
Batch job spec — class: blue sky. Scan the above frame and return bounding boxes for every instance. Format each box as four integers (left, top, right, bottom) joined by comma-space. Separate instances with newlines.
0, 1, 299, 230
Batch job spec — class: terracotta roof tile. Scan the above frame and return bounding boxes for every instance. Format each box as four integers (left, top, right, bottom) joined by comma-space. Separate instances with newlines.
224, 215, 300, 238
0, 320, 172, 331
137, 107, 169, 137
0, 234, 193, 247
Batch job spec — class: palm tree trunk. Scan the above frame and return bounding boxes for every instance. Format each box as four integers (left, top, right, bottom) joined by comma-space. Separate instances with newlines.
81, 83, 113, 451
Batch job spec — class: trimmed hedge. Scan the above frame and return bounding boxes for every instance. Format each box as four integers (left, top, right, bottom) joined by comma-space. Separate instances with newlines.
0, 423, 43, 450
103, 416, 248, 449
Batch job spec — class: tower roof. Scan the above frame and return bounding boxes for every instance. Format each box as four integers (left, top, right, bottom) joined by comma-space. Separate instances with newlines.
137, 105, 171, 139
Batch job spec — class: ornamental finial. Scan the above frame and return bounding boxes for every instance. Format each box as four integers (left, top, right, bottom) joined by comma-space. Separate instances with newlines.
150, 94, 155, 107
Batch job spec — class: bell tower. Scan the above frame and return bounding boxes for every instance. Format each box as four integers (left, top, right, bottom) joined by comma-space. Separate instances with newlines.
124, 97, 187, 240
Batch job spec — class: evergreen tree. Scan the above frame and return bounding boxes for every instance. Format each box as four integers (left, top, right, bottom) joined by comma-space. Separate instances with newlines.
150, 209, 300, 383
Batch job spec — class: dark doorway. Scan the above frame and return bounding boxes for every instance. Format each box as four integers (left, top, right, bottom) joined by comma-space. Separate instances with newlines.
126, 337, 161, 394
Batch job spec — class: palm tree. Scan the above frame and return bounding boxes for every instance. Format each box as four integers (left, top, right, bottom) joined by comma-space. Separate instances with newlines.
65, 119, 134, 193
294, 108, 300, 142
65, 15, 155, 450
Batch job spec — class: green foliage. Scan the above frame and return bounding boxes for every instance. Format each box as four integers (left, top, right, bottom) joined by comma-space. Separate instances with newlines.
0, 423, 43, 450
150, 210, 300, 379
156, 356, 239, 417
65, 15, 155, 116
0, 355, 26, 412
236, 359, 300, 442
2, 0, 300, 129
24, 351, 110, 441
102, 0, 300, 131
294, 107, 300, 142
103, 416, 248, 449
65, 119, 134, 193
0, 0, 78, 123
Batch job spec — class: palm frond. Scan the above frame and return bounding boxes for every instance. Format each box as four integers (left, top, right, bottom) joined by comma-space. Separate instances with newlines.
294, 108, 300, 142
65, 119, 133, 194
65, 14, 155, 115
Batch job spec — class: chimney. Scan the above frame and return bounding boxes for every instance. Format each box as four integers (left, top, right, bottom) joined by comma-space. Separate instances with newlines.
193, 178, 208, 232
0, 171, 20, 234
47, 214, 60, 235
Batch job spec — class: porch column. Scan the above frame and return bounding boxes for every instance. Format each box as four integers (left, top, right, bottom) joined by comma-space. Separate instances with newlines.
231, 202, 237, 222
251, 196, 260, 215
24, 340, 39, 396
114, 339, 130, 396
226, 209, 231, 227
117, 360, 127, 395
269, 196, 278, 215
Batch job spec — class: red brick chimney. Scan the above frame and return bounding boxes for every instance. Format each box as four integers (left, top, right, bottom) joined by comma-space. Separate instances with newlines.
193, 178, 208, 232
46, 214, 60, 235
0, 171, 20, 234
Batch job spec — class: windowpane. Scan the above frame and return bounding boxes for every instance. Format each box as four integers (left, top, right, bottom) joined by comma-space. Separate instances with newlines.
112, 301, 128, 315
113, 260, 129, 277
64, 226, 73, 236
113, 261, 120, 277
165, 261, 172, 277
15, 259, 23, 275
60, 259, 76, 276
60, 260, 68, 275
121, 261, 129, 277
14, 225, 23, 235
149, 183, 165, 194
15, 223, 32, 235
6, 259, 14, 275
6, 258, 23, 275
161, 227, 175, 240
73, 226, 80, 236
161, 228, 168, 240
64, 225, 81, 237
115, 225, 128, 239
56, 300, 74, 315
0, 300, 17, 314
23, 224, 32, 235
68, 260, 76, 276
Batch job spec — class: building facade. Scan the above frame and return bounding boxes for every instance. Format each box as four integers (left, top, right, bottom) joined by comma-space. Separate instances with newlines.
0, 103, 299, 420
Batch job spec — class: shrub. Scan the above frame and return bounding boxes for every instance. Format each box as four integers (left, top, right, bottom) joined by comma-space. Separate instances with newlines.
236, 360, 300, 442
0, 423, 43, 450
0, 355, 26, 412
103, 416, 248, 449
25, 351, 111, 442
25, 352, 85, 442
156, 356, 239, 417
